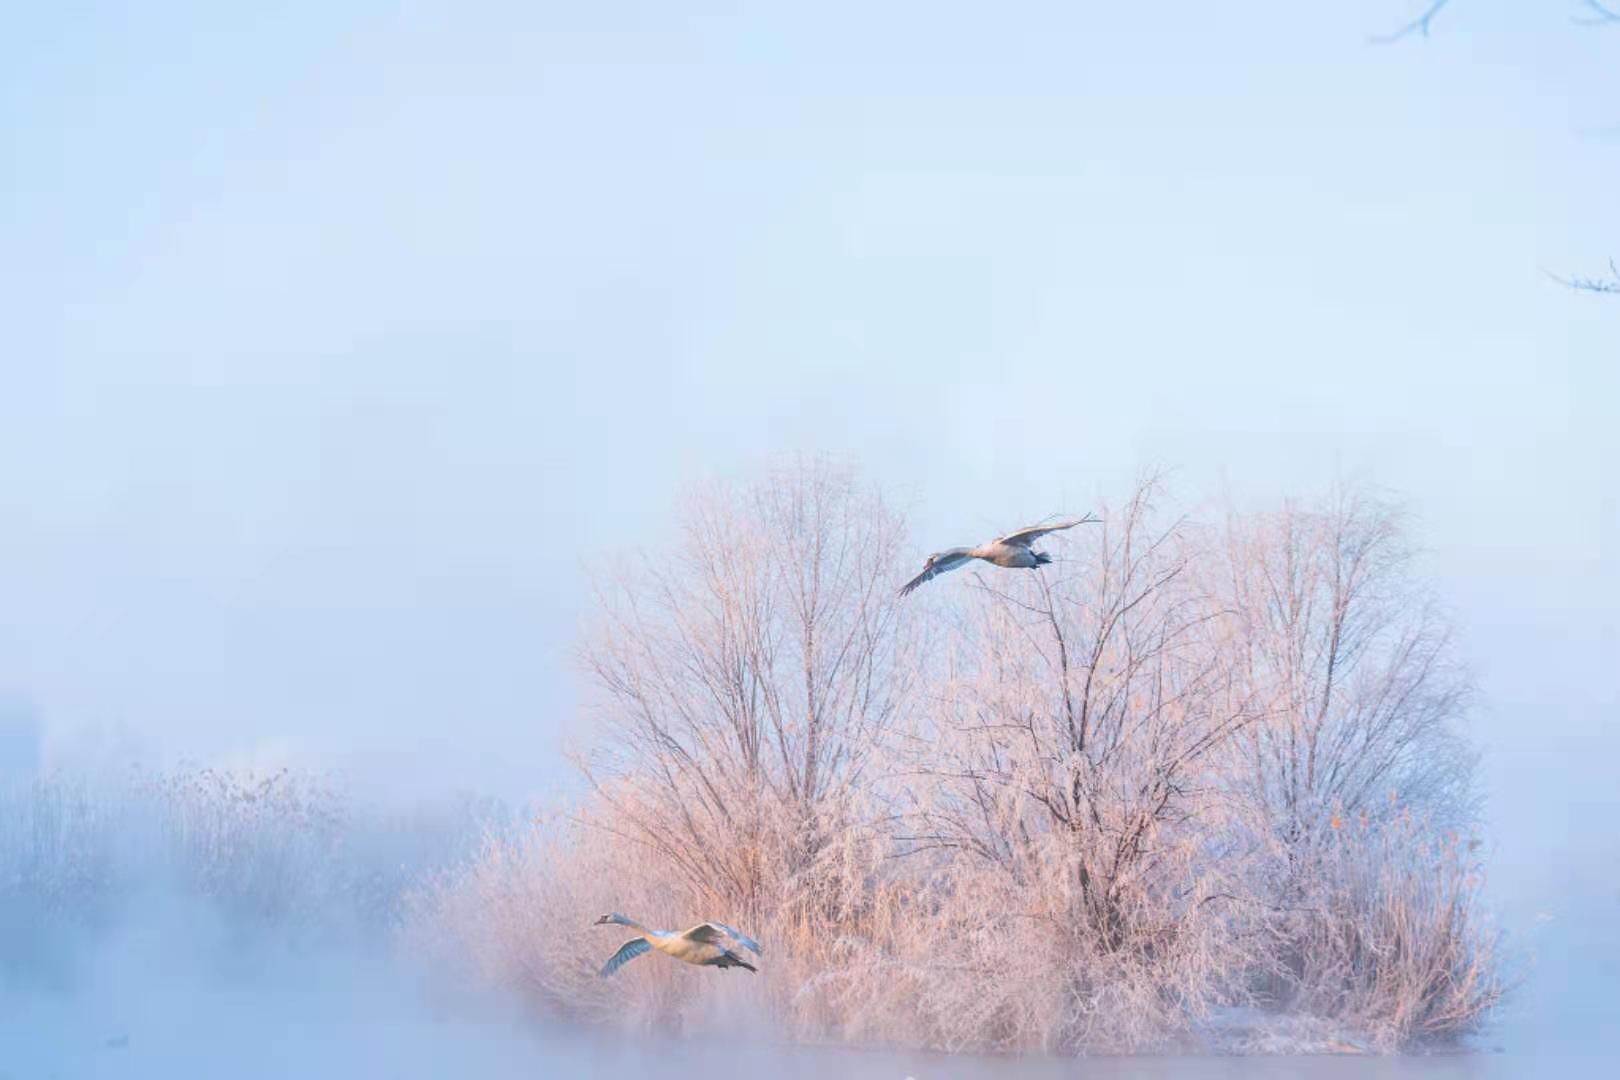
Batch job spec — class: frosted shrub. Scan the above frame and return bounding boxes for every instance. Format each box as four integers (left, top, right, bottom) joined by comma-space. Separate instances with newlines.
1255, 808, 1502, 1050
406, 466, 1506, 1053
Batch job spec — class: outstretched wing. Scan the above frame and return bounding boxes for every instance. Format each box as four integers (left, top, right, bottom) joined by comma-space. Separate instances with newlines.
599, 937, 652, 977
685, 921, 764, 956
898, 551, 974, 597
998, 514, 1098, 549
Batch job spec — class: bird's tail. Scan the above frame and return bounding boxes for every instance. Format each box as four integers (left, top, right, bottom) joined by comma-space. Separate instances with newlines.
1033, 551, 1052, 566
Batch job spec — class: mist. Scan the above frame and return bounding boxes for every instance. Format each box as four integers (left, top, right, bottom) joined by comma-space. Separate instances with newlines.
3, 0, 1617, 1075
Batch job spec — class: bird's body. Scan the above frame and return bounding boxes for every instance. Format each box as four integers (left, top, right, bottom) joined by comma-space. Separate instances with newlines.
971, 539, 1048, 569
594, 913, 763, 977
899, 515, 1098, 597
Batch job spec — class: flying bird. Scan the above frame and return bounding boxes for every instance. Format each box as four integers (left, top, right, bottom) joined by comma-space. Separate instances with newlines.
899, 515, 1098, 597
594, 912, 763, 977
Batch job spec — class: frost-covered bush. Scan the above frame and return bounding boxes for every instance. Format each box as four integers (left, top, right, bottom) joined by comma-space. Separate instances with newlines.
412, 464, 1502, 1054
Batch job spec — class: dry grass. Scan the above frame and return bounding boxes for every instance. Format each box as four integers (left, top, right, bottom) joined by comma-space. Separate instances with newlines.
0, 773, 117, 914
1254, 809, 1503, 1051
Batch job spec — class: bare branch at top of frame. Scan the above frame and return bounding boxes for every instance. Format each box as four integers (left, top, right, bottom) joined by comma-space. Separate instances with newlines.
1369, 0, 1453, 44
1374, 0, 1620, 42
1574, 1, 1620, 27
1545, 258, 1620, 295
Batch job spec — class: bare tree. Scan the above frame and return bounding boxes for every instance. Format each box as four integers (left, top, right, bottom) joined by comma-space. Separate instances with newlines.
1219, 489, 1476, 847
578, 458, 918, 920
889, 477, 1264, 1050
1215, 488, 1494, 1037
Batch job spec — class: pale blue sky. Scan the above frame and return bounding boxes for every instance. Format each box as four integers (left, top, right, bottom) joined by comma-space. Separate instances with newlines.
1, 0, 1615, 951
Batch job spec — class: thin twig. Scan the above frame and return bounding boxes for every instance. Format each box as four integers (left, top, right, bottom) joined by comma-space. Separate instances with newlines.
1544, 258, 1620, 295
1369, 0, 1452, 44
1574, 0, 1620, 27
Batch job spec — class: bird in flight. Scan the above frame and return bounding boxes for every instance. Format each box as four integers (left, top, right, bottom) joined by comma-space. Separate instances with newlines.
899, 515, 1098, 597
594, 912, 764, 976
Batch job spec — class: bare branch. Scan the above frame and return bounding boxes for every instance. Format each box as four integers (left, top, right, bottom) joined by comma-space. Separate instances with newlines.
1574, 0, 1620, 27
1369, 0, 1453, 44
1545, 258, 1620, 295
